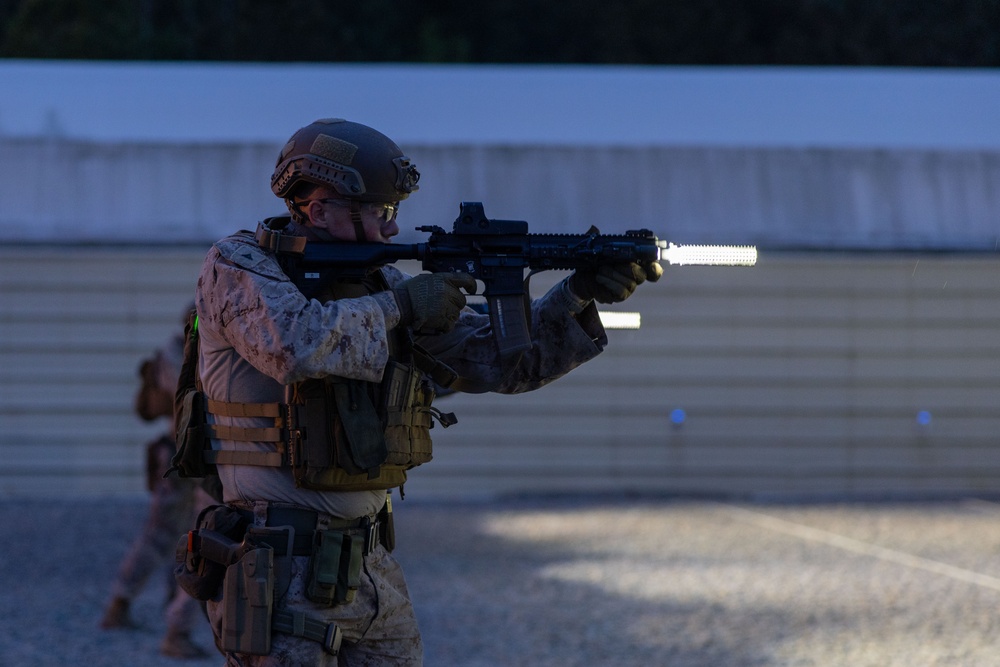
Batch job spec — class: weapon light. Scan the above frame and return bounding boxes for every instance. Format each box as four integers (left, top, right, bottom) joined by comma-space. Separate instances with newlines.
597, 311, 641, 330
660, 242, 757, 267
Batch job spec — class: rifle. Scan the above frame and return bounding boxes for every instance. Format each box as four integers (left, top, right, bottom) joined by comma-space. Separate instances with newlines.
261, 201, 756, 362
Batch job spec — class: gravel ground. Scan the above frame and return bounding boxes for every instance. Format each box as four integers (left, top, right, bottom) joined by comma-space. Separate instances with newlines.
3, 494, 1000, 666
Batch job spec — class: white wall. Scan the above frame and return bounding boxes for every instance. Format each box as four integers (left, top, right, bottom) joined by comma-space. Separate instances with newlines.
2, 62, 998, 249
3, 140, 999, 250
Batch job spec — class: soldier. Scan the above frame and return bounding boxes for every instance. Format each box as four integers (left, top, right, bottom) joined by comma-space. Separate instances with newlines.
183, 118, 660, 665
100, 318, 215, 659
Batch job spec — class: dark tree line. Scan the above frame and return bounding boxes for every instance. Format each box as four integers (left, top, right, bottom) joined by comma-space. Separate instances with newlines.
1, 0, 998, 66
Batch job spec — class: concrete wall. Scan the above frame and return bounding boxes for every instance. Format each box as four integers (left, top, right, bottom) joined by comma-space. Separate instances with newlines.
4, 245, 1000, 500
3, 140, 999, 250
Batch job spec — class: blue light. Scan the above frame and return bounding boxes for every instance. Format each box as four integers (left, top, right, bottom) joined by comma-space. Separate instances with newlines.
670, 408, 686, 425
916, 410, 932, 426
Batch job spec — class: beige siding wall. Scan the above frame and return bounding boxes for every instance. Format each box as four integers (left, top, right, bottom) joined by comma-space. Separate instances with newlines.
0, 245, 207, 495
3, 246, 1000, 499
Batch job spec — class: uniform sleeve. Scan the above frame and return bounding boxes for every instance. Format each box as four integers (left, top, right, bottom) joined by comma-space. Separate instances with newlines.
379, 266, 607, 395
196, 236, 400, 384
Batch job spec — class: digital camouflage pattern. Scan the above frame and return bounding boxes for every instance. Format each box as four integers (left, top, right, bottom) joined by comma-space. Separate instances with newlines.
195, 221, 609, 663
207, 534, 420, 665
195, 224, 608, 517
109, 444, 214, 635
102, 331, 216, 658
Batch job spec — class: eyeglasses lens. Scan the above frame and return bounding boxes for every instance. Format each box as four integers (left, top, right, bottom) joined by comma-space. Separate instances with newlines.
374, 203, 397, 223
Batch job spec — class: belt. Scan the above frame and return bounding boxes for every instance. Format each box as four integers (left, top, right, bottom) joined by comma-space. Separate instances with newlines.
236, 505, 380, 557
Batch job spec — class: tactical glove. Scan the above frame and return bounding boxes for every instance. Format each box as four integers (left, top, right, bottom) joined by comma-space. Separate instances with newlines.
393, 272, 477, 334
568, 260, 663, 304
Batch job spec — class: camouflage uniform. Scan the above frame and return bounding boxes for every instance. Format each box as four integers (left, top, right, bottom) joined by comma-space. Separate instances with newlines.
196, 221, 608, 666
101, 328, 216, 659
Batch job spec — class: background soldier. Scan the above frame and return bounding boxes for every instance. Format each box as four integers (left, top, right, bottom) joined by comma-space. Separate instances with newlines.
184, 118, 660, 665
100, 316, 215, 659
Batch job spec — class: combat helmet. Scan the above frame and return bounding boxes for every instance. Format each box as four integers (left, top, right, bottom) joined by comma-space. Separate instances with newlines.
271, 118, 419, 212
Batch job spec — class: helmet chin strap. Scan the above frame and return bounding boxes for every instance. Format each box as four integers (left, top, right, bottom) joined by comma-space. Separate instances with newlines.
286, 199, 308, 224
350, 200, 366, 242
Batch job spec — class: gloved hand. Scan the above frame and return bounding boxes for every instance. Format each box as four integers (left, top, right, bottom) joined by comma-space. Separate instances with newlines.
568, 260, 663, 304
393, 272, 478, 334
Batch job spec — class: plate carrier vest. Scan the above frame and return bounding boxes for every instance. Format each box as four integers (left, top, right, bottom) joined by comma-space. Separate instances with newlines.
170, 219, 457, 492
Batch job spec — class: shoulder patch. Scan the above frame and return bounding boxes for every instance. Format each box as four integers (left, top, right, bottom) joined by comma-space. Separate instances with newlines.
214, 232, 287, 280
